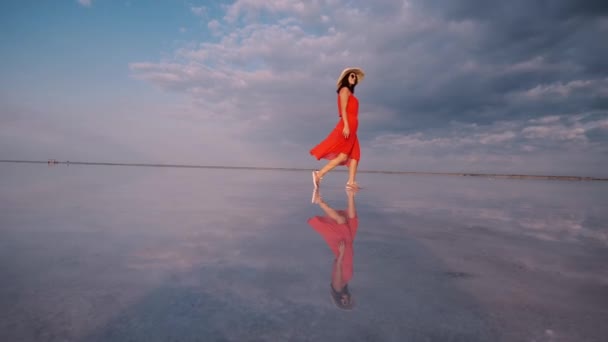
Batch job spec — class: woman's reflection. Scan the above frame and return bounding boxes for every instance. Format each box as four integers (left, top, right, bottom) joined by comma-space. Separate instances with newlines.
308, 188, 358, 310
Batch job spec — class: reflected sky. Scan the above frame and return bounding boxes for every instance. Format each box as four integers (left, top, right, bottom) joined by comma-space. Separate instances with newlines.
1, 163, 607, 341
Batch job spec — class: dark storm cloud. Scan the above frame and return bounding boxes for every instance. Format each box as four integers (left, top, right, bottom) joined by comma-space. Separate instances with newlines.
357, 0, 608, 135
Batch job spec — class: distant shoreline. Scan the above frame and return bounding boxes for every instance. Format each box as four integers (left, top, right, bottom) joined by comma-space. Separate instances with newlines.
2, 159, 607, 182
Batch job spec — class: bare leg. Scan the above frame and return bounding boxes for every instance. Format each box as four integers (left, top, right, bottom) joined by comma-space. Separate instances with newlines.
314, 153, 348, 184
346, 186, 357, 218
346, 159, 358, 188
316, 198, 347, 224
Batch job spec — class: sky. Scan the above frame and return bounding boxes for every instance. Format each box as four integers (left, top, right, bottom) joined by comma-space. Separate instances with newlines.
1, 0, 607, 177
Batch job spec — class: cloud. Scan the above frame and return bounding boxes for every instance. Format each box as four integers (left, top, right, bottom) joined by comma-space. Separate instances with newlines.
77, 0, 92, 7
371, 114, 605, 150
521, 126, 586, 142
207, 20, 220, 32
190, 6, 206, 17
127, 0, 608, 175
365, 113, 607, 175
528, 80, 602, 98
137, 0, 607, 125
0, 103, 145, 162
223, 0, 329, 23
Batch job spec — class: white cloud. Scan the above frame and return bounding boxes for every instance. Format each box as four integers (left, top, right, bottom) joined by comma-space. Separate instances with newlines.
207, 20, 220, 32
223, 0, 329, 23
529, 115, 561, 124
124, 0, 608, 176
521, 78, 608, 99
369, 114, 604, 154
478, 131, 516, 145
597, 119, 608, 131
371, 123, 519, 151
521, 145, 536, 152
363, 113, 608, 175
521, 125, 587, 142
371, 133, 461, 150
191, 6, 206, 17
130, 0, 447, 129
502, 56, 571, 74
77, 0, 92, 7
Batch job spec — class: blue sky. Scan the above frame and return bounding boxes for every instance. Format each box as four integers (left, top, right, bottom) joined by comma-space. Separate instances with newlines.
1, 0, 607, 177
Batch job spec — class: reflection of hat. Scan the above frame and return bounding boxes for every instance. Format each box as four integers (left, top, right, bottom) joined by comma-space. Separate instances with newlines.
336, 67, 365, 90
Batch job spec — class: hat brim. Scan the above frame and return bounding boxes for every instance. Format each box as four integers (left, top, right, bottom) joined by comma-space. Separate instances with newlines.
336, 67, 365, 89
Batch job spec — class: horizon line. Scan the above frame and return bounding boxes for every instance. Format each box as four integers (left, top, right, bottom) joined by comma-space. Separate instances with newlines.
2, 159, 607, 182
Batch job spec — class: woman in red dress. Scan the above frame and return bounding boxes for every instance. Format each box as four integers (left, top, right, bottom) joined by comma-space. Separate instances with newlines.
310, 67, 365, 190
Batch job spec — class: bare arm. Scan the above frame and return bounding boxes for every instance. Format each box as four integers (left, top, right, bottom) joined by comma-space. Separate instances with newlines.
332, 241, 346, 291
339, 87, 350, 128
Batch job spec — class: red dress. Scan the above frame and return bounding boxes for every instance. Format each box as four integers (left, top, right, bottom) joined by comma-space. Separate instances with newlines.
307, 211, 359, 284
309, 93, 361, 166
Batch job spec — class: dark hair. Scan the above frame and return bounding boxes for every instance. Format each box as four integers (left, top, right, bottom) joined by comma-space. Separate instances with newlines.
330, 283, 354, 310
336, 72, 357, 94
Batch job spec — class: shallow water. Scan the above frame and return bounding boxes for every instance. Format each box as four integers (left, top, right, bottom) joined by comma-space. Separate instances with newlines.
1, 163, 607, 342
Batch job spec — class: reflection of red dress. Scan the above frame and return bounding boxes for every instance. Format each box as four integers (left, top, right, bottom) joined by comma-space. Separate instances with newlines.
307, 211, 359, 283
309, 94, 361, 166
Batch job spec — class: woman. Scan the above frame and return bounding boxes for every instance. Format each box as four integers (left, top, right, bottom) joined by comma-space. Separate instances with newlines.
310, 67, 365, 190
308, 187, 358, 310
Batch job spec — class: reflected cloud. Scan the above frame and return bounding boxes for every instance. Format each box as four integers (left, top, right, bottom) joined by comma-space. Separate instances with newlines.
307, 188, 359, 310
375, 184, 608, 246
3, 165, 608, 341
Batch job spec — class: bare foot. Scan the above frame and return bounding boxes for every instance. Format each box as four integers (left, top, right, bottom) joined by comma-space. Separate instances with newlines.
312, 171, 322, 188
346, 182, 360, 190
311, 188, 322, 204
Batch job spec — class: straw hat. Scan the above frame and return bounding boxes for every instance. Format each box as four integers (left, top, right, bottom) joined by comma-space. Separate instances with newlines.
336, 67, 365, 90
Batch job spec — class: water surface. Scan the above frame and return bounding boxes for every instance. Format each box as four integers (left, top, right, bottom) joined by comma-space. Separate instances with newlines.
1, 163, 607, 341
